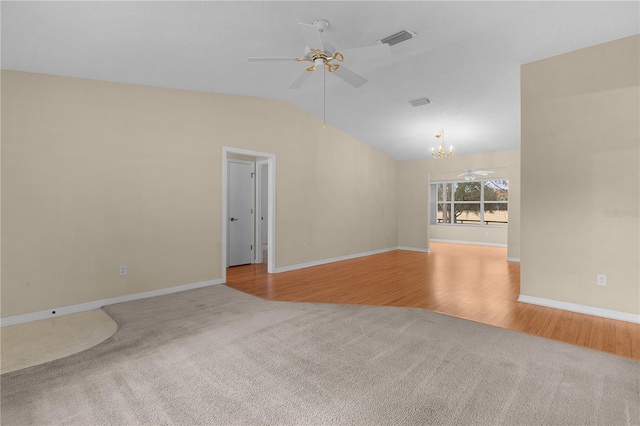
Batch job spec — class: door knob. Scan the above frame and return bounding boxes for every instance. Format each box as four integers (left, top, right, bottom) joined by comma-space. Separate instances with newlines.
230, 217, 238, 222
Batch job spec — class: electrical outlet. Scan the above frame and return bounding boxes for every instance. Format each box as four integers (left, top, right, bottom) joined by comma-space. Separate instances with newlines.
596, 274, 606, 286
302, 243, 308, 252
119, 265, 127, 276
485, 231, 490, 237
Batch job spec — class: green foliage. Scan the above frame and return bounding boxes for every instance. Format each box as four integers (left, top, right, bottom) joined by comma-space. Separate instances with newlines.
455, 182, 481, 200
452, 182, 480, 220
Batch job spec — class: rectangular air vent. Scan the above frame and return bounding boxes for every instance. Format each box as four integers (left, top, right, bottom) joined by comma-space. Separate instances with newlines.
380, 30, 417, 46
410, 98, 431, 107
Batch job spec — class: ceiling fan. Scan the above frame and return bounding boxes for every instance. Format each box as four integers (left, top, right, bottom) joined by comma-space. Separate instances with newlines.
248, 19, 391, 89
458, 170, 495, 181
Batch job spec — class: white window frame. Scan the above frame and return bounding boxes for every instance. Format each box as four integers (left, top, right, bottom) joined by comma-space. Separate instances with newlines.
431, 179, 508, 227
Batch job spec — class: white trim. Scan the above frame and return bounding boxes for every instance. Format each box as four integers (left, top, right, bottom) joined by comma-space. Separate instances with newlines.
1, 279, 224, 327
506, 257, 521, 262
222, 147, 276, 281
518, 295, 640, 324
397, 246, 431, 253
431, 223, 508, 229
430, 238, 507, 248
430, 177, 508, 184
255, 160, 268, 264
267, 156, 276, 274
274, 247, 397, 273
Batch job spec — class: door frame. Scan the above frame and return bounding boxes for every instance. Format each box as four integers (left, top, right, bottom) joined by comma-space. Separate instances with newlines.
255, 160, 269, 264
222, 147, 276, 282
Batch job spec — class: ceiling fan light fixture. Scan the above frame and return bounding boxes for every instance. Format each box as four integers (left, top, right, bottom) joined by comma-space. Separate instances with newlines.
410, 97, 431, 107
380, 29, 416, 46
311, 19, 330, 32
457, 170, 495, 180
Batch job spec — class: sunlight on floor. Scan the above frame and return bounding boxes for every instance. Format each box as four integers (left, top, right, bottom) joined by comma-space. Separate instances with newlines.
1, 309, 117, 374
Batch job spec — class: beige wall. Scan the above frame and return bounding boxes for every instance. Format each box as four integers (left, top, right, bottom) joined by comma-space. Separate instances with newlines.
521, 35, 639, 315
397, 150, 520, 258
429, 224, 508, 246
1, 70, 398, 318
397, 160, 430, 250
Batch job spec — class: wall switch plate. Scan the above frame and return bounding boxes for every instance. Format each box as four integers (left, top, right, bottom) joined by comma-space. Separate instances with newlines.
119, 265, 127, 276
302, 243, 308, 252
596, 274, 606, 286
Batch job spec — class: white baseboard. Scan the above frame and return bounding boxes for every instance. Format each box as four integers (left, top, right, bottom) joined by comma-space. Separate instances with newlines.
1, 279, 224, 327
506, 257, 521, 262
274, 247, 398, 273
397, 246, 431, 253
518, 295, 640, 324
430, 239, 507, 248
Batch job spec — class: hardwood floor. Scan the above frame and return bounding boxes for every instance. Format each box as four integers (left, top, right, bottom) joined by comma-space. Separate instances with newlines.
226, 242, 640, 360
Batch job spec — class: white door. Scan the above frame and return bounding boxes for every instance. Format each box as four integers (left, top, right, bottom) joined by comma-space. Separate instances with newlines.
228, 160, 254, 266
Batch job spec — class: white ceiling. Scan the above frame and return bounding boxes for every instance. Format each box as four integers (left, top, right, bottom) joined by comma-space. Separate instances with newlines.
2, 1, 638, 160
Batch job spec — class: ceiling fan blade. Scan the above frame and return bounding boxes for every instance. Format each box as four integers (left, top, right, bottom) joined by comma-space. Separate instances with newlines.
474, 171, 495, 175
339, 43, 391, 62
298, 23, 325, 51
288, 69, 313, 90
248, 57, 301, 62
457, 173, 468, 177
332, 65, 367, 88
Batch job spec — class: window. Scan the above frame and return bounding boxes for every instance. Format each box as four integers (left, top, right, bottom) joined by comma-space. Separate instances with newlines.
431, 179, 508, 226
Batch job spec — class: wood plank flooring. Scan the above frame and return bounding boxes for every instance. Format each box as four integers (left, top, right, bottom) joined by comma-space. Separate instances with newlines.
226, 242, 640, 360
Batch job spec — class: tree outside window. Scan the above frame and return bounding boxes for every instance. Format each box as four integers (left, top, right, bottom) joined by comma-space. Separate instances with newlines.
433, 179, 508, 226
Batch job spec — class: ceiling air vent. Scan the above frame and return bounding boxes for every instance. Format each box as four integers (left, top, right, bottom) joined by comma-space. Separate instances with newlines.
409, 98, 431, 107
380, 29, 417, 46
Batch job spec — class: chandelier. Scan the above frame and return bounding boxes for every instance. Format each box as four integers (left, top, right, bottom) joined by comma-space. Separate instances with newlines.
431, 129, 453, 159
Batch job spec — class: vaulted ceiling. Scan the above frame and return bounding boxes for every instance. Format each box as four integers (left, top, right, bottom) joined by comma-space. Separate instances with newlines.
2, 1, 638, 160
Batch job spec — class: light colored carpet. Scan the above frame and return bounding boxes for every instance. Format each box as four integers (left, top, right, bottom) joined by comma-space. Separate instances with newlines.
1, 285, 638, 425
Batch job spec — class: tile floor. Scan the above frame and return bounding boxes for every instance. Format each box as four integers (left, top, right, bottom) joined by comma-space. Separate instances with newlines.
1, 309, 117, 374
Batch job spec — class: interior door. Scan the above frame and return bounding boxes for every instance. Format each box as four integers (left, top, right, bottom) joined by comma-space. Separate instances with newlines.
228, 160, 254, 266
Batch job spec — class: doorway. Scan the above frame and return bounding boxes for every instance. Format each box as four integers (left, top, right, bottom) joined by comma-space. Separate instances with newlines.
227, 159, 255, 266
222, 147, 276, 282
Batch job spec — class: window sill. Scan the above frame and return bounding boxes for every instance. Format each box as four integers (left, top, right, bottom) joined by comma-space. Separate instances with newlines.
431, 223, 507, 228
